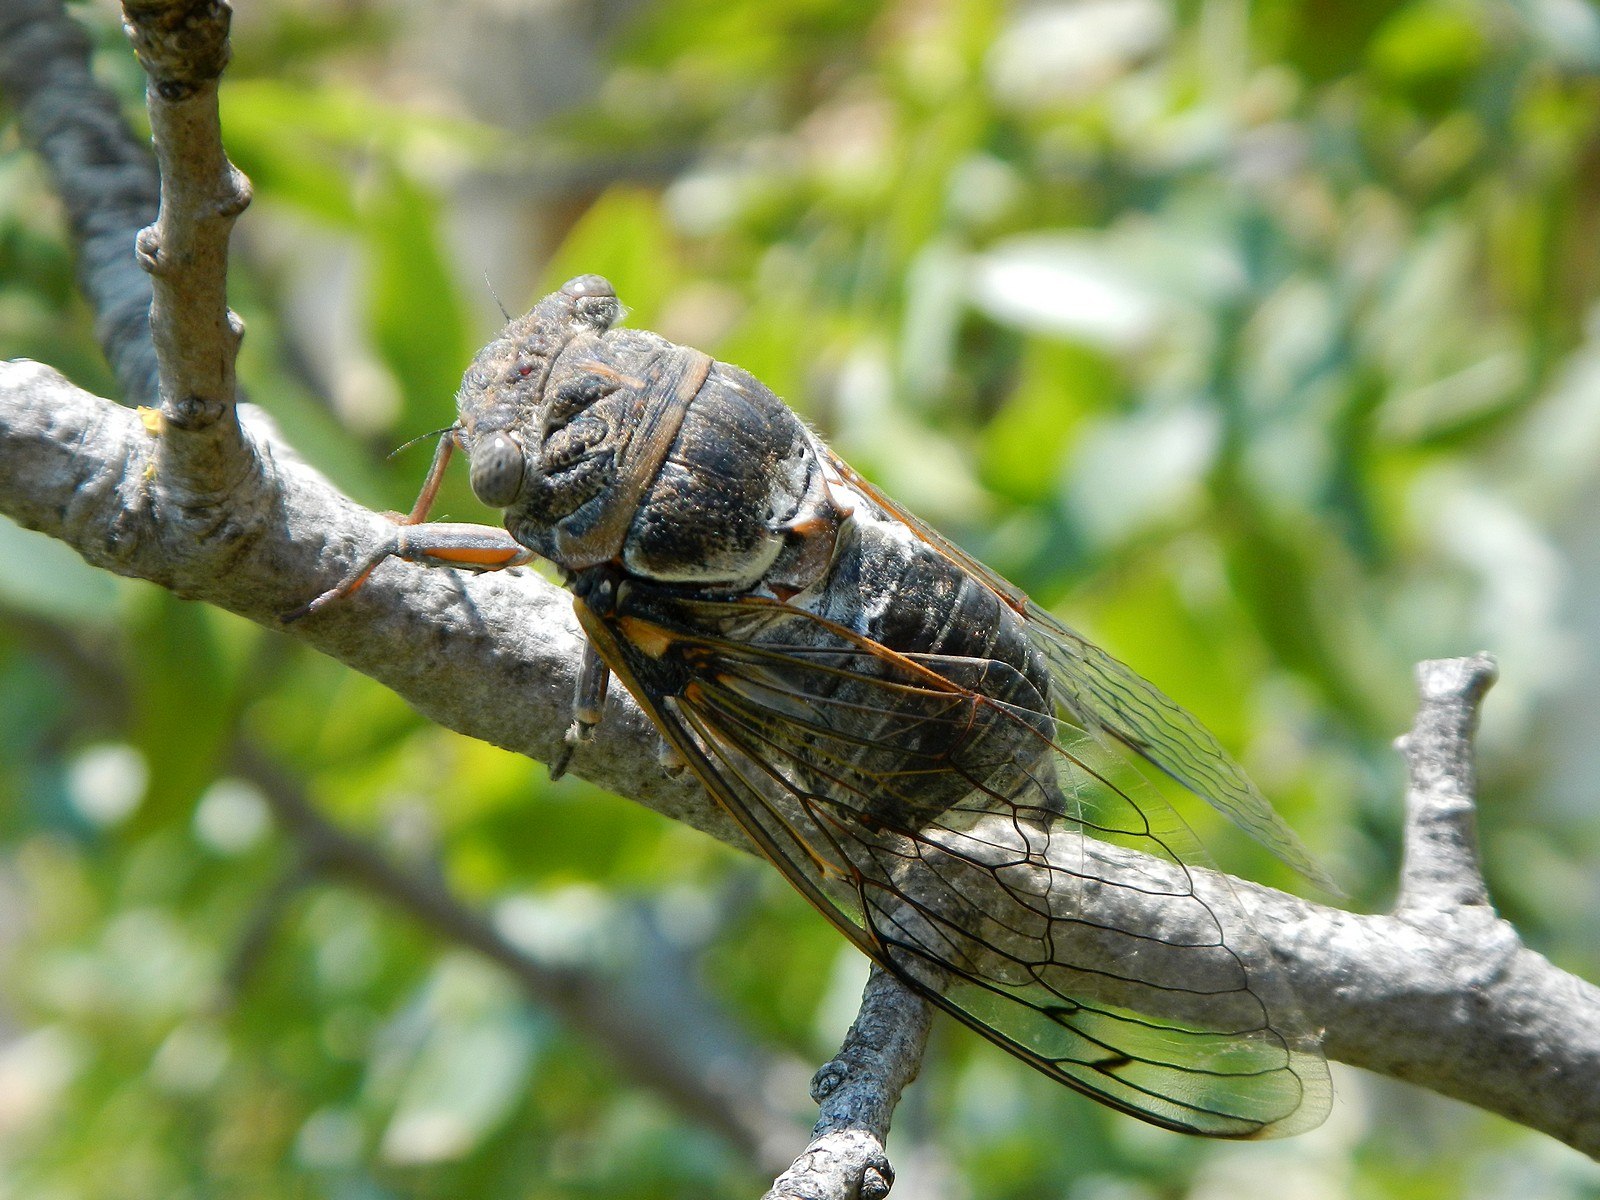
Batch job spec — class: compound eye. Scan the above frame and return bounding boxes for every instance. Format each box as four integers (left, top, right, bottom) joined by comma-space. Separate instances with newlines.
470, 430, 526, 508
562, 274, 623, 331
561, 274, 614, 299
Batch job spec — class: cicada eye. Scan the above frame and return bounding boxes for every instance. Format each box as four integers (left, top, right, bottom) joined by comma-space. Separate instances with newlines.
470, 430, 526, 508
561, 274, 623, 331
562, 274, 613, 299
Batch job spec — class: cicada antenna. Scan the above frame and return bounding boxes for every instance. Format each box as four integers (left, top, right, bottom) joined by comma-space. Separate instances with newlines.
484, 272, 511, 322
388, 424, 459, 461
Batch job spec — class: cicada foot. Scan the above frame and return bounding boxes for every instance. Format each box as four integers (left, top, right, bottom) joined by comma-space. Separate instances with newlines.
281, 542, 391, 623
549, 714, 685, 784
656, 736, 685, 777
547, 719, 587, 781
549, 640, 611, 781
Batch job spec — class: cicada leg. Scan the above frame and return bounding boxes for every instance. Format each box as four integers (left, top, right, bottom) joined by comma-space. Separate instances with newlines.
549, 640, 611, 780
403, 428, 458, 524
284, 431, 535, 622
656, 736, 686, 776
283, 521, 535, 621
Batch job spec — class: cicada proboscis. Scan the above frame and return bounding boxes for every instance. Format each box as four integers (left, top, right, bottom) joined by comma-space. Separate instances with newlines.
297, 274, 1334, 1138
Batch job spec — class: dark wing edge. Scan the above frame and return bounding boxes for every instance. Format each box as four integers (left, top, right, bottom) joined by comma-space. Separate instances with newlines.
826, 453, 1337, 895
576, 594, 1332, 1139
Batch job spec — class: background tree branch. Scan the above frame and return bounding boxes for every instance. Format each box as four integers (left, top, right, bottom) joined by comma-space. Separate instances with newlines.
233, 745, 810, 1172
0, 0, 158, 403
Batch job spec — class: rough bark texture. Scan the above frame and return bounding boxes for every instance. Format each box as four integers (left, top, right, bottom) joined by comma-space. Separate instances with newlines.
1, 2, 1597, 1195
764, 968, 933, 1200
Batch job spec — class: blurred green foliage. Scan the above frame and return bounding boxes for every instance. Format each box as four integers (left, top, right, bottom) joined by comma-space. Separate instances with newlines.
5, 0, 1600, 1196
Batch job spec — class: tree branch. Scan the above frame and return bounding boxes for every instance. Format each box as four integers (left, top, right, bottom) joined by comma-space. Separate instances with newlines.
0, 0, 159, 403
121, 0, 253, 498
2, 2, 1598, 1193
1265, 657, 1600, 1154
1397, 654, 1496, 912
7, 366, 1597, 1170
764, 968, 932, 1200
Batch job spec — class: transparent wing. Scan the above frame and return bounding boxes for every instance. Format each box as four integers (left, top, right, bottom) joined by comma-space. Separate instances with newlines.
825, 454, 1334, 892
579, 592, 1332, 1138
1022, 602, 1336, 892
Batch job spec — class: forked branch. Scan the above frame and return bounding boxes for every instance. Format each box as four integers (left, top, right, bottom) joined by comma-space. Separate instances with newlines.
0, 5, 1597, 1198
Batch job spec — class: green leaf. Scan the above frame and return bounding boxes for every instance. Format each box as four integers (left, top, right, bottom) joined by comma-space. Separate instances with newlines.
539, 187, 683, 327
364, 168, 473, 428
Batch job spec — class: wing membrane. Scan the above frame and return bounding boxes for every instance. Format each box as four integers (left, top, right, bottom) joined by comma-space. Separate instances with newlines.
581, 592, 1331, 1138
824, 451, 1334, 891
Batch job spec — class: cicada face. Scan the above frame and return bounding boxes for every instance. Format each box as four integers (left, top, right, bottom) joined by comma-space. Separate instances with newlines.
451, 275, 633, 567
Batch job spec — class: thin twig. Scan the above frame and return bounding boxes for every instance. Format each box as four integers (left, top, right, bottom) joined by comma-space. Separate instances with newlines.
765, 968, 932, 1200
1396, 654, 1497, 913
122, 0, 252, 489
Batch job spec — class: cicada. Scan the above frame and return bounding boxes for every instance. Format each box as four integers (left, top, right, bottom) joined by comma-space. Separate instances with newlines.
299, 274, 1333, 1138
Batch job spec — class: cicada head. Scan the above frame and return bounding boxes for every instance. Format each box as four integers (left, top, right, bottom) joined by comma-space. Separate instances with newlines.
454, 273, 837, 586
453, 275, 630, 561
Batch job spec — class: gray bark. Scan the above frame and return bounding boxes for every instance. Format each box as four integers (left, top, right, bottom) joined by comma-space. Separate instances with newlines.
1, 2, 1596, 1195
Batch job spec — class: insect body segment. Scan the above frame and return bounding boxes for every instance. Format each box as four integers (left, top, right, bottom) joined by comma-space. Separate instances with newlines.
300, 275, 1333, 1139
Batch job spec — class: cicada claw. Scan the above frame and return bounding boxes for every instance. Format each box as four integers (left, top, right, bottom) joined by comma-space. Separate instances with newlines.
657, 736, 685, 777
281, 548, 390, 623
548, 722, 581, 781
549, 639, 612, 781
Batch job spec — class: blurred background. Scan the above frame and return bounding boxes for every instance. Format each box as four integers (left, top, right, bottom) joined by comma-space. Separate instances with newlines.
4, 0, 1600, 1195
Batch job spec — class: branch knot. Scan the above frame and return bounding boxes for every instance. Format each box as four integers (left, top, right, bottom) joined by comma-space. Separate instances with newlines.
810, 1061, 848, 1103
122, 1, 232, 93
163, 393, 226, 429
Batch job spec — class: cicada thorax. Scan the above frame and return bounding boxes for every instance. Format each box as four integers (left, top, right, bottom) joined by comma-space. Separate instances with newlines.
553, 335, 836, 592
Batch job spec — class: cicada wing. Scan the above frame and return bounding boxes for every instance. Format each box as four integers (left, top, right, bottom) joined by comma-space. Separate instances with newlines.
821, 450, 1333, 893
581, 593, 1331, 1138
1021, 602, 1337, 894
